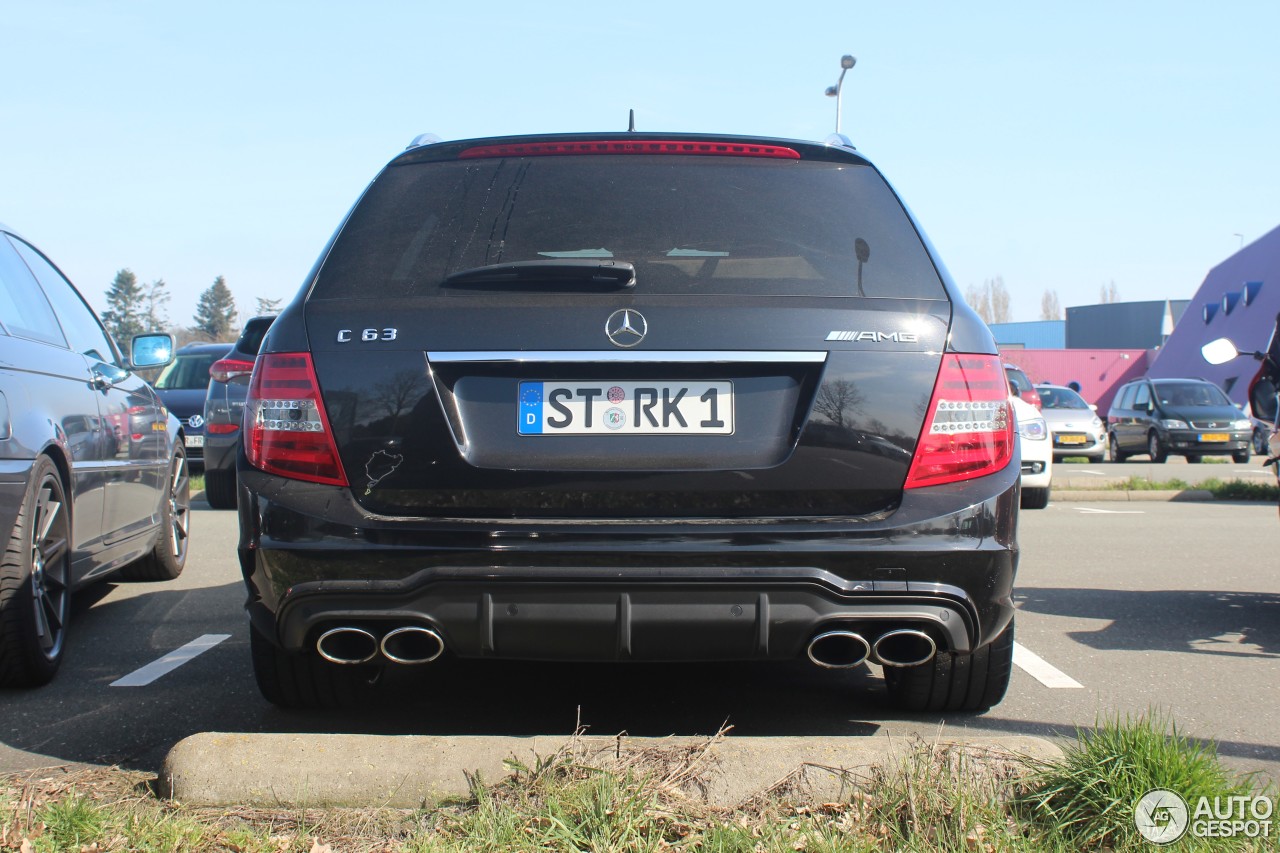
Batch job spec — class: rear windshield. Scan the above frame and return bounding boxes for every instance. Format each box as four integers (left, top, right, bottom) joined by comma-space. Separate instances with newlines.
312, 156, 946, 299
238, 317, 274, 356
154, 352, 221, 390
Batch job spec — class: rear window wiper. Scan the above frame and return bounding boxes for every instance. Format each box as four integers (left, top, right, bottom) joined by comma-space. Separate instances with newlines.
442, 260, 636, 290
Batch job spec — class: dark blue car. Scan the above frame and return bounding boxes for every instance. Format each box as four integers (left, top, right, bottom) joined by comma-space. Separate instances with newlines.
152, 342, 232, 467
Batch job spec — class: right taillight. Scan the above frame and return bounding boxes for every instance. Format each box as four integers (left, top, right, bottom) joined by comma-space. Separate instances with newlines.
904, 354, 1015, 490
210, 357, 256, 383
244, 353, 348, 487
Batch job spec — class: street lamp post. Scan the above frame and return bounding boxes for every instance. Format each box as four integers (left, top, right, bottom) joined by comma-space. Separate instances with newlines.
824, 54, 857, 134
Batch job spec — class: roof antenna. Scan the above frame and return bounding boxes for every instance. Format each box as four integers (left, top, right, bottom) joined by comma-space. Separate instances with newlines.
628, 109, 636, 132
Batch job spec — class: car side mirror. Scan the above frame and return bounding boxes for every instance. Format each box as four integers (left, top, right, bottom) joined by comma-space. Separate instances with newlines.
1202, 338, 1240, 365
1008, 382, 1021, 398
1089, 403, 1097, 411
131, 333, 174, 369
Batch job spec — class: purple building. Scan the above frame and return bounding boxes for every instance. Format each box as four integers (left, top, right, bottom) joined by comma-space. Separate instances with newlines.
1148, 224, 1280, 406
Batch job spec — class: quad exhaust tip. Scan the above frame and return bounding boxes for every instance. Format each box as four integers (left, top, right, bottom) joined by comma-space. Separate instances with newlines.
381, 626, 445, 665
316, 626, 379, 665
806, 630, 871, 669
873, 629, 937, 668
315, 624, 447, 665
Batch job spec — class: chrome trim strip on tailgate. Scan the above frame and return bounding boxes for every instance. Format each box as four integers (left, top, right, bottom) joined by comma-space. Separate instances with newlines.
427, 350, 828, 363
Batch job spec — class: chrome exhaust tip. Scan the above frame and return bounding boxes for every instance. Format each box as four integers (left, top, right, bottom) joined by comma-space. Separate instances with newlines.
806, 630, 871, 669
380, 626, 445, 665
873, 629, 937, 668
316, 627, 379, 665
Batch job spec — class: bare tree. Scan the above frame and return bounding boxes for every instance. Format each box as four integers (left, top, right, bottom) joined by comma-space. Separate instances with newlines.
965, 283, 993, 323
1040, 289, 1062, 321
813, 379, 863, 428
989, 276, 1011, 323
966, 278, 1011, 323
1099, 280, 1120, 304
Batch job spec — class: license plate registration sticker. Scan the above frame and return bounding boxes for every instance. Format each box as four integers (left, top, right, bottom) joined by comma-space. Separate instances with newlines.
1199, 433, 1229, 442
519, 381, 733, 435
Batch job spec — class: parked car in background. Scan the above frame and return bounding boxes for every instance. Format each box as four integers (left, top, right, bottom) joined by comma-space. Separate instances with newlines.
1004, 362, 1041, 409
1012, 394, 1052, 508
1036, 383, 1106, 462
0, 222, 188, 686
151, 342, 233, 467
202, 316, 276, 508
237, 131, 1020, 714
1106, 377, 1252, 463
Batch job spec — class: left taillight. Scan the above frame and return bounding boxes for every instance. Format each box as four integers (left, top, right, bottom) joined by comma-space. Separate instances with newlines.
904, 354, 1015, 490
210, 357, 256, 383
244, 353, 348, 487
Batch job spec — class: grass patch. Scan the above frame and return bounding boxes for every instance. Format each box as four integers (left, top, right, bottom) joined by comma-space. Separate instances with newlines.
1087, 475, 1280, 501
189, 472, 205, 494
1018, 712, 1268, 851
0, 715, 1271, 852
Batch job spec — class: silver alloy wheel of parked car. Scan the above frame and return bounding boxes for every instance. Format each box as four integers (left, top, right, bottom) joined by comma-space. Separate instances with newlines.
1109, 433, 1126, 463
119, 448, 190, 582
1148, 431, 1167, 463
0, 457, 70, 686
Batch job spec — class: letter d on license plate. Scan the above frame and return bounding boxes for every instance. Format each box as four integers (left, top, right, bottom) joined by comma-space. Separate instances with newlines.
518, 381, 733, 435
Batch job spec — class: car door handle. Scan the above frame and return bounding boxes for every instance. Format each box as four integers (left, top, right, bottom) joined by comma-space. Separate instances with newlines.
90, 366, 119, 391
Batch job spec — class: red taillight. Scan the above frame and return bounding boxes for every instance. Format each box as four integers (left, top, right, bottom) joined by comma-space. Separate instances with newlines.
207, 422, 239, 435
244, 353, 348, 487
904, 354, 1015, 490
210, 357, 256, 383
1022, 387, 1042, 409
458, 140, 801, 160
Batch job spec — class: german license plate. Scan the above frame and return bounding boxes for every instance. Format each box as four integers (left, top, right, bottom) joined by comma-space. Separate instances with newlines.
1056, 434, 1087, 445
1199, 433, 1229, 442
185, 435, 204, 448
518, 381, 733, 435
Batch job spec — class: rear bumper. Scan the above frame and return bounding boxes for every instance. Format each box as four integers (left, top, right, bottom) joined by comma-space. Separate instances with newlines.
202, 431, 239, 473
237, 461, 1020, 662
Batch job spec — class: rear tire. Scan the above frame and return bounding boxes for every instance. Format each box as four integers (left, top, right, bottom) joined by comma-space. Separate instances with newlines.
0, 458, 71, 687
883, 619, 1014, 713
119, 447, 190, 581
1233, 449, 1251, 463
1147, 432, 1167, 464
250, 622, 376, 709
1109, 434, 1128, 463
203, 468, 237, 510
1186, 454, 1202, 464
1020, 487, 1050, 510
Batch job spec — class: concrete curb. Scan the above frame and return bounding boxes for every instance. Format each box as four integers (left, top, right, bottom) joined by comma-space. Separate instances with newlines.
1053, 489, 1214, 502
160, 733, 1063, 809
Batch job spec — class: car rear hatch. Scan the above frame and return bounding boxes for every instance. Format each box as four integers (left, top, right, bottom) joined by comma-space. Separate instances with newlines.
269, 136, 1003, 519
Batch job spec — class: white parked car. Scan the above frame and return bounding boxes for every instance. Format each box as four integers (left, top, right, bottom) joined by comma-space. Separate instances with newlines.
1036, 384, 1106, 462
1012, 394, 1052, 509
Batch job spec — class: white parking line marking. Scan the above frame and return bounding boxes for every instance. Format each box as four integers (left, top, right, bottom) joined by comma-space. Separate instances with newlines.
1074, 507, 1145, 514
110, 634, 231, 687
1013, 642, 1083, 688
1075, 469, 1108, 475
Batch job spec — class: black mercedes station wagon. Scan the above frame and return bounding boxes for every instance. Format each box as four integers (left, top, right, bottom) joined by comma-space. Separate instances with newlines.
238, 133, 1020, 713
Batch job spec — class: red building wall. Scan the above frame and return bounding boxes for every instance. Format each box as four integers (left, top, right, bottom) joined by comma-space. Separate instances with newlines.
998, 348, 1154, 414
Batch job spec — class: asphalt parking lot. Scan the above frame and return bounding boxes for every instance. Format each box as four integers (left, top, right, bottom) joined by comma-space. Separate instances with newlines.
1, 467, 1278, 784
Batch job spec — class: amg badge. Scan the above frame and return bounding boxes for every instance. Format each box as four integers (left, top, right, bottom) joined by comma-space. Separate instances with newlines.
826, 330, 919, 343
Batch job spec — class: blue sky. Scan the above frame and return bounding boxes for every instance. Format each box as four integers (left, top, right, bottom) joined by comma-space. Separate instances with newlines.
4, 1, 1278, 326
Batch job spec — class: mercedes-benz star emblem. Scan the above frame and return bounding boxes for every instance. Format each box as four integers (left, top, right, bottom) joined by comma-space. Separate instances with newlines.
605, 309, 647, 348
